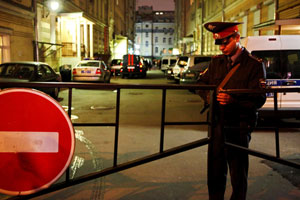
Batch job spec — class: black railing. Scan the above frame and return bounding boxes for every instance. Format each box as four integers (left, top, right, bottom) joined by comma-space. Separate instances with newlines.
0, 81, 299, 199
1, 82, 214, 200
222, 87, 300, 169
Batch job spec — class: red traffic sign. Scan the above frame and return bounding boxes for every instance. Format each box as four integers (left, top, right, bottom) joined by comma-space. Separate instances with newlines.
0, 88, 75, 195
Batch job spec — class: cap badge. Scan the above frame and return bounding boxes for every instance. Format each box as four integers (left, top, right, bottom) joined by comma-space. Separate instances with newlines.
213, 33, 220, 39
207, 24, 216, 31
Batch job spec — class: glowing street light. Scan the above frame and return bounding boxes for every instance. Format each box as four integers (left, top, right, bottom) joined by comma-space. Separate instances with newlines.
50, 1, 59, 11
47, 0, 60, 12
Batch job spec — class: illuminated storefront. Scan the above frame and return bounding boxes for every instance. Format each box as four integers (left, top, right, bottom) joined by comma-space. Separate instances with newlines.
58, 12, 95, 67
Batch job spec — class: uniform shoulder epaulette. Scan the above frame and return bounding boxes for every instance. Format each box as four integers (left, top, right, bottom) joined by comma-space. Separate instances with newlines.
249, 53, 262, 62
212, 54, 224, 59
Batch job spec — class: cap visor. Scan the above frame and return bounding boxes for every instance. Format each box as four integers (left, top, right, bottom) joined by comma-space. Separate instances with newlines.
215, 39, 222, 45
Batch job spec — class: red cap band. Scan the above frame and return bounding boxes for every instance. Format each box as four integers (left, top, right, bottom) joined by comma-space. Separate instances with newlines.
213, 25, 238, 39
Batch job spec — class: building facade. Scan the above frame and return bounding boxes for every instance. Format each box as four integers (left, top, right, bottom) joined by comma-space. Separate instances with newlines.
175, 0, 300, 56
135, 6, 175, 60
109, 0, 136, 60
0, 0, 34, 64
0, 0, 135, 69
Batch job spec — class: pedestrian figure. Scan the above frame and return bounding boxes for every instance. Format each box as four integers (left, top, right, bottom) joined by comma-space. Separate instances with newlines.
197, 22, 266, 200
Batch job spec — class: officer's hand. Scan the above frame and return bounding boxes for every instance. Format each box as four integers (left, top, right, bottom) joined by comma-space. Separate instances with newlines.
217, 92, 234, 105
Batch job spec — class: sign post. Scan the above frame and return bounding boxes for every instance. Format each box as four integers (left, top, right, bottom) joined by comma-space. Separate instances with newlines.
0, 88, 75, 195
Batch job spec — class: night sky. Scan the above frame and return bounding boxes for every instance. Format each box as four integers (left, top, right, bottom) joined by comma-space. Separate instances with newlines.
136, 0, 175, 11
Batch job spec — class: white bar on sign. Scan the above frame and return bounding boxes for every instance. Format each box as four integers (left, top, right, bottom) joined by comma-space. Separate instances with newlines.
0, 131, 59, 153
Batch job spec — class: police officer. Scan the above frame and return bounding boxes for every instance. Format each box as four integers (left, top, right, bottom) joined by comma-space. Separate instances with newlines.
198, 22, 266, 200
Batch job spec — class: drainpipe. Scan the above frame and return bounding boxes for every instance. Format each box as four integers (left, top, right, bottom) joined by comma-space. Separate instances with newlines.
275, 0, 281, 35
151, 20, 153, 60
90, 24, 93, 58
222, 0, 225, 21
84, 20, 88, 58
194, 0, 197, 55
200, 0, 204, 55
34, 0, 39, 61
76, 17, 81, 58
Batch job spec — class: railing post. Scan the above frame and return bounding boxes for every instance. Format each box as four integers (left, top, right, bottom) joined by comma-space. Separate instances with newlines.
113, 88, 121, 166
273, 91, 280, 158
207, 89, 216, 138
207, 88, 216, 179
66, 88, 73, 182
160, 89, 167, 153
68, 88, 73, 118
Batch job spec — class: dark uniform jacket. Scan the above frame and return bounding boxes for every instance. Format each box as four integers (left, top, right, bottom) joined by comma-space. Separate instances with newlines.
198, 48, 266, 126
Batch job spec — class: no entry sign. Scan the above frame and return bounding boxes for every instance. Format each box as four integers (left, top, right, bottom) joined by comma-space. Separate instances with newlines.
0, 88, 75, 195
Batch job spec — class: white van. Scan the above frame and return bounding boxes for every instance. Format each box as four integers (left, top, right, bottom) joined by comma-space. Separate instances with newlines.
161, 56, 177, 72
170, 55, 211, 83
242, 35, 300, 119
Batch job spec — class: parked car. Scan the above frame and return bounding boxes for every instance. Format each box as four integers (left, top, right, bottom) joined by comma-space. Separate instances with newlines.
161, 56, 177, 72
168, 56, 188, 82
166, 56, 188, 80
120, 54, 147, 78
72, 59, 111, 83
180, 59, 211, 85
109, 59, 122, 76
0, 61, 61, 99
169, 55, 211, 83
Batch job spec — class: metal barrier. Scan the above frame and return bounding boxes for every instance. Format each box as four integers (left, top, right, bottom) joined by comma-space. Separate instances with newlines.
1, 82, 214, 200
223, 87, 300, 169
0, 82, 299, 199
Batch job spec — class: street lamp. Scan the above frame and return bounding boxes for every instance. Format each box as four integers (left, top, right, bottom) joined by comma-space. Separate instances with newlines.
46, 0, 61, 55
33, 0, 39, 61
50, 1, 59, 11
47, 0, 61, 12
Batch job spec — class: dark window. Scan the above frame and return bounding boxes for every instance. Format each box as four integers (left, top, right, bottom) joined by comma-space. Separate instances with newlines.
38, 65, 55, 79
170, 59, 177, 65
111, 59, 121, 65
0, 64, 35, 80
252, 50, 300, 79
78, 61, 100, 67
162, 59, 168, 64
